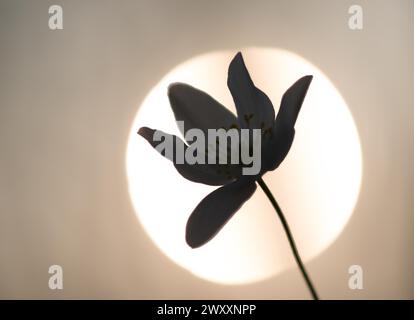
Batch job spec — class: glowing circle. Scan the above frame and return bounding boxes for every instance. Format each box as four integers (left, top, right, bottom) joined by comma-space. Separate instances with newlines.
126, 48, 362, 284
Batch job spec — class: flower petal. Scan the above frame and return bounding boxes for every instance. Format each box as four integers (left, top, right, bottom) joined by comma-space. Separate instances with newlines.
168, 83, 238, 141
186, 178, 257, 248
275, 75, 313, 129
227, 52, 275, 129
262, 76, 312, 171
262, 125, 295, 172
138, 127, 234, 186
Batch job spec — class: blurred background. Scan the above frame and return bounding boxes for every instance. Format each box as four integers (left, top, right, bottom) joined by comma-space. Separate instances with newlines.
0, 0, 413, 299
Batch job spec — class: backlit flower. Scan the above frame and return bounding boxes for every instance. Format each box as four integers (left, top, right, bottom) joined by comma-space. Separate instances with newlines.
138, 52, 312, 248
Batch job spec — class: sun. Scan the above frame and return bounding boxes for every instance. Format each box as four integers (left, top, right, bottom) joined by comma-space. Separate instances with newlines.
125, 48, 362, 285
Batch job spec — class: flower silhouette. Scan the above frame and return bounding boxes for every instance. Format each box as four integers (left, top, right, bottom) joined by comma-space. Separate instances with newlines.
139, 52, 312, 247
138, 52, 319, 299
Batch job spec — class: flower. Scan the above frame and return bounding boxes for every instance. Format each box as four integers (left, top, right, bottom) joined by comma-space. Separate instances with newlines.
138, 52, 312, 248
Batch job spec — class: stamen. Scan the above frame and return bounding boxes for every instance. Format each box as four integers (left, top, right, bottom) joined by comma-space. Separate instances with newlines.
244, 113, 254, 125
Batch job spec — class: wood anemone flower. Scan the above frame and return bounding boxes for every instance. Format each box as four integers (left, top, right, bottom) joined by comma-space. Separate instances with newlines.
138, 52, 319, 300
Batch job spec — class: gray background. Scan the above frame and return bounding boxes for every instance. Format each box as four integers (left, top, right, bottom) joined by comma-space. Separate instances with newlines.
0, 0, 413, 298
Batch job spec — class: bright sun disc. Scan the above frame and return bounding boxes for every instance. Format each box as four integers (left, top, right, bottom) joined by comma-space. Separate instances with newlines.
126, 48, 362, 285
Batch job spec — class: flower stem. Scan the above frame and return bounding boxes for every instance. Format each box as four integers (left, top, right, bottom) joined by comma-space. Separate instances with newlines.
257, 177, 319, 300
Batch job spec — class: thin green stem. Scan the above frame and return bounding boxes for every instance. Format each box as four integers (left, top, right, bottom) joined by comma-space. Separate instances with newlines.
257, 177, 319, 300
